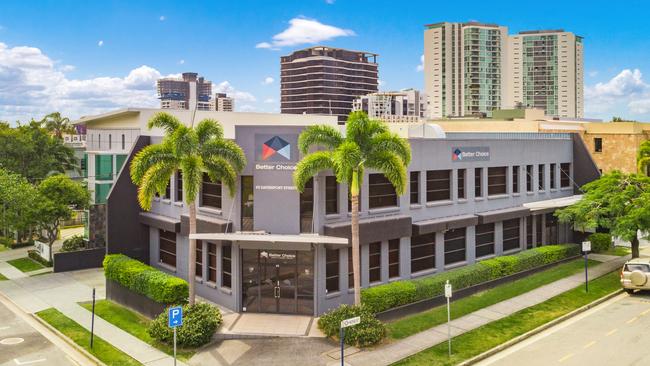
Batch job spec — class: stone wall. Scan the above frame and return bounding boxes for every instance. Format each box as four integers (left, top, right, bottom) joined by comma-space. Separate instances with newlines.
88, 204, 106, 248
582, 133, 648, 174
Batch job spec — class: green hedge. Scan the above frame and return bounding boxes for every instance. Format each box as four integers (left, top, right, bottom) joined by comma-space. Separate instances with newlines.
588, 233, 612, 253
103, 254, 188, 304
318, 305, 386, 347
361, 244, 579, 313
28, 250, 52, 267
149, 303, 222, 347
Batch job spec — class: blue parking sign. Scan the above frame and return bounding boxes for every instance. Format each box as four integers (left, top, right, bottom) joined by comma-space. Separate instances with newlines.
168, 306, 183, 328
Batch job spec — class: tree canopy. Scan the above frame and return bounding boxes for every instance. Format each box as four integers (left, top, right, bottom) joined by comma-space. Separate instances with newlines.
39, 112, 76, 139
0, 168, 39, 243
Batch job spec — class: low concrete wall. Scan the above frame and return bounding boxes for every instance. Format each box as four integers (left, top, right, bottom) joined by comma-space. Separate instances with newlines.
53, 247, 106, 273
105, 279, 168, 319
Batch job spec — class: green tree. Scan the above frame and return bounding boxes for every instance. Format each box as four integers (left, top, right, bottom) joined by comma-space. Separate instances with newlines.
637, 140, 650, 175
34, 175, 90, 262
556, 171, 650, 258
130, 112, 246, 305
0, 168, 39, 243
293, 111, 411, 305
39, 112, 76, 139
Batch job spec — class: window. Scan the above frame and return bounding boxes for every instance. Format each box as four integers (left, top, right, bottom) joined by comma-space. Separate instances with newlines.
121, 134, 125, 150
538, 164, 545, 191
95, 155, 113, 180
300, 178, 314, 232
535, 215, 543, 246
526, 165, 533, 192
487, 167, 507, 196
550, 163, 556, 189
207, 242, 217, 282
444, 228, 466, 265
594, 137, 602, 152
326, 249, 340, 293
369, 242, 381, 283
526, 216, 534, 249
411, 233, 435, 273
98, 134, 101, 149
201, 173, 222, 209
426, 170, 451, 202
325, 176, 338, 214
512, 166, 520, 193
368, 174, 397, 209
221, 243, 232, 288
410, 171, 420, 204
475, 223, 495, 258
115, 155, 127, 174
159, 229, 176, 267
474, 168, 483, 198
560, 163, 571, 188
503, 219, 521, 251
388, 239, 400, 278
108, 134, 112, 149
196, 240, 203, 278
175, 171, 183, 202
457, 169, 466, 199
95, 183, 112, 204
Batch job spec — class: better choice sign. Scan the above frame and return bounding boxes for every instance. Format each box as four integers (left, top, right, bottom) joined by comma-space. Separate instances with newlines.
452, 147, 490, 162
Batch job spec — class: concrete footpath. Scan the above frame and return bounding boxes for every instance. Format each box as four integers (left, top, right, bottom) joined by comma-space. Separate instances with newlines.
342, 254, 629, 366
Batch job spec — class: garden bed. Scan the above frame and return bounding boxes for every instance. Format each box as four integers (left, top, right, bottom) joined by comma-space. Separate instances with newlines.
7, 257, 45, 272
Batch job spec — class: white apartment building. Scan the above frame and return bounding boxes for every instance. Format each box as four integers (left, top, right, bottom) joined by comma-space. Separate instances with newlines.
211, 93, 234, 112
424, 23, 584, 119
505, 30, 584, 118
352, 89, 426, 123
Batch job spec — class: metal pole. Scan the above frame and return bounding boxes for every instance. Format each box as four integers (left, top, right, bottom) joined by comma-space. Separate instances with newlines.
584, 253, 589, 293
173, 326, 177, 366
340, 327, 345, 366
90, 288, 95, 348
447, 296, 451, 357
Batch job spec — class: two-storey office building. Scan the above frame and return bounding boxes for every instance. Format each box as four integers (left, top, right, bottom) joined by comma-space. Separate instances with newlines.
97, 109, 599, 316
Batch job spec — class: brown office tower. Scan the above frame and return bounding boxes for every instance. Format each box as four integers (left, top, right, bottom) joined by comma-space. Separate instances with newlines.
157, 72, 213, 110
281, 46, 378, 123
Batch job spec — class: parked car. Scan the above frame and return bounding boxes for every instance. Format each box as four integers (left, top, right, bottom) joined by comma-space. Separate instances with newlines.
620, 259, 650, 293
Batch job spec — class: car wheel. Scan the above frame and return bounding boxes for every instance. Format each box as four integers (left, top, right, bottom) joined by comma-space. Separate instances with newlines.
625, 288, 635, 294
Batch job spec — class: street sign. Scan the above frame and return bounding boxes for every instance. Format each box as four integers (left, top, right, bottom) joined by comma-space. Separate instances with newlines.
582, 241, 591, 252
168, 306, 183, 328
444, 282, 452, 298
445, 280, 452, 357
340, 316, 361, 328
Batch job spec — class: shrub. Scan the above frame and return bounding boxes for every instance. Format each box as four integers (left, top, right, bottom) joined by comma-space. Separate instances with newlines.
148, 303, 222, 347
318, 304, 386, 347
28, 249, 52, 267
588, 233, 612, 253
361, 244, 580, 313
61, 235, 86, 252
0, 237, 11, 247
103, 254, 188, 304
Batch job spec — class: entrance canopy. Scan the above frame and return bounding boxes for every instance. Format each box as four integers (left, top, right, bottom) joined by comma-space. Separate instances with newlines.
189, 232, 348, 245
523, 195, 583, 213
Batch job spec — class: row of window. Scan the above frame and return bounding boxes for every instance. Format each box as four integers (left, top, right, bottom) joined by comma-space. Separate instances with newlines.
158, 229, 232, 288
89, 133, 127, 150
156, 171, 223, 210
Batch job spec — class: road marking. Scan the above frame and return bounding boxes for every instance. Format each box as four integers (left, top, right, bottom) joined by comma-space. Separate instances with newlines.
583, 340, 596, 349
626, 317, 638, 324
558, 353, 574, 363
0, 326, 9, 330
14, 359, 46, 365
606, 328, 618, 336
641, 308, 650, 316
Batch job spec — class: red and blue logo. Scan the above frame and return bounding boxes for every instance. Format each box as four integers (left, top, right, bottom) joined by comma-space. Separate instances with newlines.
452, 148, 462, 161
262, 136, 291, 161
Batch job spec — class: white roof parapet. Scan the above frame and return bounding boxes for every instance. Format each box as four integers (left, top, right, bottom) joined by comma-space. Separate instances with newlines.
189, 232, 349, 245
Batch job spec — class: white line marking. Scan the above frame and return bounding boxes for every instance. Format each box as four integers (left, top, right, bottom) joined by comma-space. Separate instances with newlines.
626, 317, 638, 324
641, 308, 650, 316
14, 359, 46, 365
0, 326, 9, 330
583, 340, 596, 349
606, 328, 618, 336
558, 353, 574, 363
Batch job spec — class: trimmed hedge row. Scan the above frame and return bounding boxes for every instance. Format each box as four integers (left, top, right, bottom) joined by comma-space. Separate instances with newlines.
103, 254, 188, 304
318, 305, 386, 347
361, 244, 579, 313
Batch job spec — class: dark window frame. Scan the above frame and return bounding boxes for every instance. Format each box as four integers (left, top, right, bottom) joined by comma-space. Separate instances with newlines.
526, 165, 533, 192
444, 228, 466, 265
325, 248, 340, 293
474, 167, 483, 198
538, 164, 545, 191
368, 174, 397, 209
196, 240, 203, 278
368, 242, 382, 283
410, 171, 420, 204
426, 169, 451, 202
594, 137, 602, 153
221, 243, 232, 289
411, 233, 436, 274
388, 239, 400, 278
201, 172, 222, 209
457, 169, 466, 199
175, 170, 183, 202
512, 166, 520, 193
208, 242, 217, 283
503, 218, 521, 252
487, 166, 507, 196
550, 163, 557, 190
159, 229, 176, 268
475, 223, 495, 258
560, 163, 571, 188
325, 176, 338, 215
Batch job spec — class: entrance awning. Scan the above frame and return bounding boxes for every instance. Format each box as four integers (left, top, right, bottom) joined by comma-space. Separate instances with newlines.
477, 207, 530, 224
523, 195, 583, 214
189, 232, 348, 245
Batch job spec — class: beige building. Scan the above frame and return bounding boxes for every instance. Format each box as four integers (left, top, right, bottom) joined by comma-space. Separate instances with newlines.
211, 93, 234, 112
352, 89, 426, 123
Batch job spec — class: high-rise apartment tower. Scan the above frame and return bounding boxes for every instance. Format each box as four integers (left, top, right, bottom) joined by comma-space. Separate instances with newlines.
157, 72, 213, 111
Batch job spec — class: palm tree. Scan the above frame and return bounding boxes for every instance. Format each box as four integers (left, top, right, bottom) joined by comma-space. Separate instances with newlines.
130, 112, 246, 305
293, 111, 411, 305
637, 140, 650, 176
40, 112, 76, 139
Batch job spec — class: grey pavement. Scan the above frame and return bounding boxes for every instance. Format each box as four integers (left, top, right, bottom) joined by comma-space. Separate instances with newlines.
474, 292, 650, 366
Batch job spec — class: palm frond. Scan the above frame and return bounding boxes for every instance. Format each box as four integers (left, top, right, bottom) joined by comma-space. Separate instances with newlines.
137, 163, 176, 210
293, 151, 335, 192
195, 119, 224, 144
170, 125, 198, 157
147, 112, 182, 135
370, 132, 411, 166
203, 157, 238, 197
297, 125, 343, 154
333, 140, 362, 172
366, 151, 407, 194
201, 139, 247, 172
180, 155, 202, 204
130, 144, 177, 185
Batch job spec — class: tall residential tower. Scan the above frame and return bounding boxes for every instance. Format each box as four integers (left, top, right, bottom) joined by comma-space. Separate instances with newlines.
157, 72, 213, 111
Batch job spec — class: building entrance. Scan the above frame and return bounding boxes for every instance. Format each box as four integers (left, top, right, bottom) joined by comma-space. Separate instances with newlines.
241, 249, 314, 315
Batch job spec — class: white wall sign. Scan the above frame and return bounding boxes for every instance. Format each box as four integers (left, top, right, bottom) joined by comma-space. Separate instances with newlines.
34, 240, 50, 261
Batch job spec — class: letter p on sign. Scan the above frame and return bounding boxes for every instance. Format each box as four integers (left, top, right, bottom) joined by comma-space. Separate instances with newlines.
168, 306, 183, 328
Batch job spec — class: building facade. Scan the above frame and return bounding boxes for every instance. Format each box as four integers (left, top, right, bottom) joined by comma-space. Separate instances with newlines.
352, 89, 426, 123
506, 30, 584, 118
157, 72, 213, 111
212, 93, 234, 112
280, 46, 379, 123
97, 109, 599, 316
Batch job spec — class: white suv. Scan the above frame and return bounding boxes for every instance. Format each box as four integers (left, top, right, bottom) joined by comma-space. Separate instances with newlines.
620, 259, 650, 294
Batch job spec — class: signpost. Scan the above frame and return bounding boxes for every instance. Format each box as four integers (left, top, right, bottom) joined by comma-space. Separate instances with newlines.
340, 316, 361, 366
90, 288, 96, 348
168, 306, 183, 366
582, 241, 591, 293
444, 280, 452, 357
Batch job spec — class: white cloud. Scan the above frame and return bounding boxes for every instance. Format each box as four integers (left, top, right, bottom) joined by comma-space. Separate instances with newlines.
416, 54, 424, 72
97, 40, 104, 47
179, 59, 185, 65
255, 17, 355, 50
584, 68, 650, 119
213, 81, 256, 102
325, 0, 335, 3
378, 79, 385, 87
264, 98, 275, 104
159, 15, 166, 21
262, 76, 274, 85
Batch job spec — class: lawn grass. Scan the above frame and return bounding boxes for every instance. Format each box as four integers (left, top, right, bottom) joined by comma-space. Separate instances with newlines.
80, 300, 195, 361
0, 245, 7, 252
7, 257, 45, 272
392, 272, 621, 366
0, 273, 7, 281
36, 308, 141, 366
599, 246, 631, 256
387, 259, 599, 339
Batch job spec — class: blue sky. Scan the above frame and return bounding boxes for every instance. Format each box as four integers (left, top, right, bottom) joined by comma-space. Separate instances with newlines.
1, 0, 649, 122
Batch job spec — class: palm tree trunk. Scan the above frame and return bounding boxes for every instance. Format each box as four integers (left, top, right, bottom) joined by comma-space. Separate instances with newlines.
351, 170, 361, 305
631, 235, 640, 259
188, 202, 197, 305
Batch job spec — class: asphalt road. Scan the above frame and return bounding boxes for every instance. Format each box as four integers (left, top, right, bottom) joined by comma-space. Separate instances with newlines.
476, 292, 650, 366
0, 299, 76, 366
